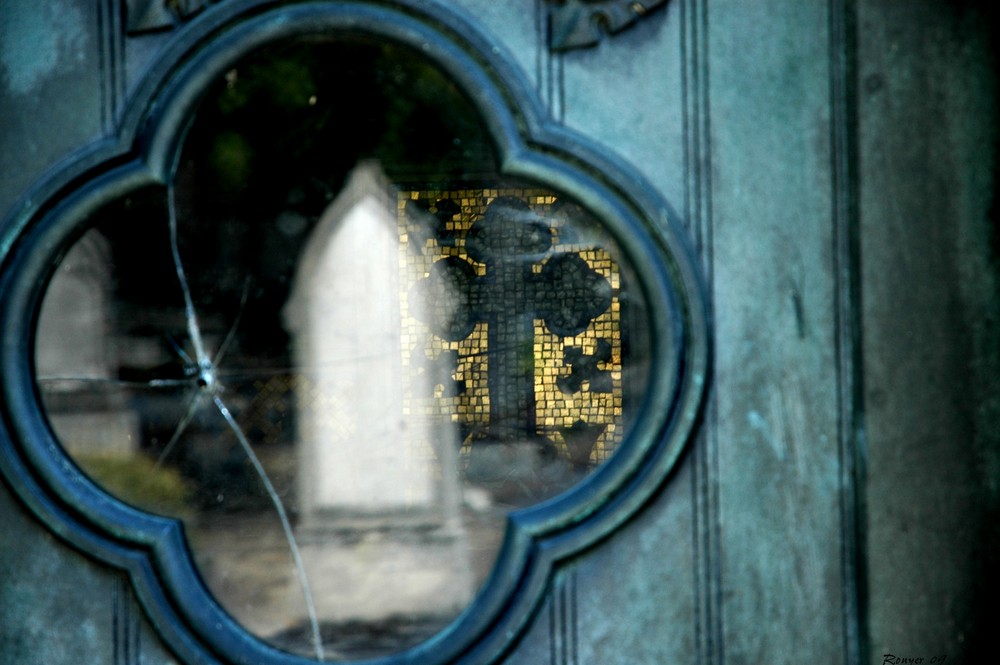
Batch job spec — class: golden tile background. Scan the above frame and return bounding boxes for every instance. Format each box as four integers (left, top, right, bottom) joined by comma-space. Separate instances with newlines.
397, 187, 624, 467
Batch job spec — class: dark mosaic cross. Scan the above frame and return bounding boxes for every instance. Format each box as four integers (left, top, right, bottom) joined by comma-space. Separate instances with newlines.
413, 197, 613, 442
558, 338, 613, 395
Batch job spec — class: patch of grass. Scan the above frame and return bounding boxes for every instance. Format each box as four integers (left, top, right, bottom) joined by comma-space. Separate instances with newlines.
75, 453, 194, 519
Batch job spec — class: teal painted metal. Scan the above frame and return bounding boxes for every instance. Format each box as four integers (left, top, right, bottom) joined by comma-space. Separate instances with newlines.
0, 1, 709, 663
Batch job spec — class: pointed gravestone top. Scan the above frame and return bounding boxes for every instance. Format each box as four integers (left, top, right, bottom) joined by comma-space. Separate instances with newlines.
282, 164, 471, 627
284, 163, 440, 520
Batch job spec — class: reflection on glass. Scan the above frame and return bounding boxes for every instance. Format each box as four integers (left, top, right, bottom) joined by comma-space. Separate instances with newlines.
33, 38, 651, 660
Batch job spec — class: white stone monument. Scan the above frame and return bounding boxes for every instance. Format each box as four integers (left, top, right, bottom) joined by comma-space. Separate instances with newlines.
283, 163, 471, 626
35, 230, 139, 456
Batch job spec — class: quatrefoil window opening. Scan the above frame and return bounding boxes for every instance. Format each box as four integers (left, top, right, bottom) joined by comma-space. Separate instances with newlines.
30, 34, 657, 662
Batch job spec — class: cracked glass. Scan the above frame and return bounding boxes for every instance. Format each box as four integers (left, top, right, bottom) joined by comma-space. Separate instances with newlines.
33, 37, 653, 660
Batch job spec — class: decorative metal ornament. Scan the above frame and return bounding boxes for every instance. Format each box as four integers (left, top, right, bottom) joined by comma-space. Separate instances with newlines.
547, 0, 670, 51
126, 0, 215, 33
126, 0, 671, 48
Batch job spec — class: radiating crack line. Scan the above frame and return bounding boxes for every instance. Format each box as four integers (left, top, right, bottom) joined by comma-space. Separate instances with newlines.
195, 347, 424, 384
166, 182, 324, 660
153, 392, 202, 471
167, 183, 210, 372
214, 275, 252, 367
166, 332, 194, 367
213, 394, 325, 661
35, 376, 194, 389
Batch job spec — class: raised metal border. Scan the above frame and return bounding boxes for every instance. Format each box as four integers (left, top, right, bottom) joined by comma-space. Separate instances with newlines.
0, 1, 710, 663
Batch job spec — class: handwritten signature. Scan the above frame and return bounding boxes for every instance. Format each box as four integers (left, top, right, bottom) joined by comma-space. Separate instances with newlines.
883, 655, 948, 665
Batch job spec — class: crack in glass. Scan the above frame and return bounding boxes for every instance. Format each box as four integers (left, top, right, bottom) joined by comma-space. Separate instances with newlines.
166, 181, 325, 661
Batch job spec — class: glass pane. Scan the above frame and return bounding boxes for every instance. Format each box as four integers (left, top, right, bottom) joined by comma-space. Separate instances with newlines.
33, 37, 653, 660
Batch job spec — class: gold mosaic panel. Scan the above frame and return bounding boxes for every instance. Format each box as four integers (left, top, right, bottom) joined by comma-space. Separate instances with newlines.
397, 187, 624, 467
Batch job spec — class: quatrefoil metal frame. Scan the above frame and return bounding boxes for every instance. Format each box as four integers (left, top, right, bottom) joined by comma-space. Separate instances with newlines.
0, 1, 709, 663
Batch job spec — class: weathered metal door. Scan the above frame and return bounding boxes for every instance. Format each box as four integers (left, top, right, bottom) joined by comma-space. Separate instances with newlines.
1, 1, 996, 664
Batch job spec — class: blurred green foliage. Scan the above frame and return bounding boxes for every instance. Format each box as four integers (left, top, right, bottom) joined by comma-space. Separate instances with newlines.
77, 453, 194, 519
188, 39, 494, 207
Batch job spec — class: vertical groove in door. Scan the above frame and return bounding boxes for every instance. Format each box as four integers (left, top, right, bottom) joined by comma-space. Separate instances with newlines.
828, 0, 867, 664
534, 0, 566, 122
112, 574, 141, 665
682, 0, 721, 664
97, 0, 126, 134
549, 569, 579, 665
